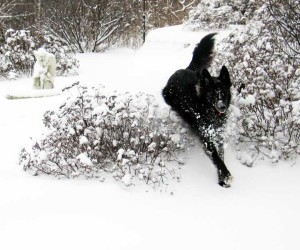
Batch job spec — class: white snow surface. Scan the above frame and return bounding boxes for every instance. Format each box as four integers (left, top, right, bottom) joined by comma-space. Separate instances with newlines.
0, 25, 299, 250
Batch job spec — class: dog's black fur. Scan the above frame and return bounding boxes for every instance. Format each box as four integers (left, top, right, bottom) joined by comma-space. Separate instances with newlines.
162, 33, 233, 187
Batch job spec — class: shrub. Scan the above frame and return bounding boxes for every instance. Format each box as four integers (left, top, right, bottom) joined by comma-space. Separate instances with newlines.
185, 0, 261, 31
19, 83, 194, 186
212, 4, 300, 162
0, 29, 35, 79
0, 29, 79, 79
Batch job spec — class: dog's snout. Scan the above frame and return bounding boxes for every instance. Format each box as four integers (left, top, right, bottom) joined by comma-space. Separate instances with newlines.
216, 101, 226, 113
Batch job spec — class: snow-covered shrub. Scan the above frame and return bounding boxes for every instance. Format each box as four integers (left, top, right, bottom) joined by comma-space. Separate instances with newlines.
0, 29, 79, 79
213, 4, 300, 162
185, 0, 261, 30
19, 83, 194, 186
0, 29, 35, 78
267, 0, 300, 57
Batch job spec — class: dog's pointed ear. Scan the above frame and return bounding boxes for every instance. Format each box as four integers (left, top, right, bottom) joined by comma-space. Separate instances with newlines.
219, 66, 231, 86
200, 69, 212, 87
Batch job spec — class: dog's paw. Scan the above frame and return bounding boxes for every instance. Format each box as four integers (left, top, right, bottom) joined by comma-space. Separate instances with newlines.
218, 174, 233, 188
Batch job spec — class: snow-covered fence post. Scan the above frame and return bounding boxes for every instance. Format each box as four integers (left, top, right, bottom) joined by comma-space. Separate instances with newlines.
33, 48, 56, 89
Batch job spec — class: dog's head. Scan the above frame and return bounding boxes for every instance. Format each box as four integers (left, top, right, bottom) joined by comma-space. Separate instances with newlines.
199, 66, 232, 114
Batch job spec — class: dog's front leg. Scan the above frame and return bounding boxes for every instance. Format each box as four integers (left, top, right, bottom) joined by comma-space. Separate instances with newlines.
203, 139, 232, 188
216, 132, 224, 161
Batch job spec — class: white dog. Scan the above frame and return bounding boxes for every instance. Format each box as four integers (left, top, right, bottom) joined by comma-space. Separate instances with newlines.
33, 48, 56, 89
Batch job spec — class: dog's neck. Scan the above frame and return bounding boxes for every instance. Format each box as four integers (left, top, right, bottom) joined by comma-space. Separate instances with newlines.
216, 110, 225, 116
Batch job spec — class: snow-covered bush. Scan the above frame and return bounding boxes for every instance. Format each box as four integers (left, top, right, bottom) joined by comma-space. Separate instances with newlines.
19, 83, 194, 186
213, 4, 300, 162
186, 0, 300, 162
267, 0, 300, 57
0, 29, 79, 79
185, 0, 261, 30
0, 29, 35, 79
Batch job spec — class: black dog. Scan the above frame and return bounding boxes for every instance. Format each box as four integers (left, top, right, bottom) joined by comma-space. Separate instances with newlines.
162, 33, 233, 187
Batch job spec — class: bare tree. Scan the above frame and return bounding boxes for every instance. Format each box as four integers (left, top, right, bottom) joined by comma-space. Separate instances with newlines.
34, 0, 42, 30
45, 0, 124, 53
0, 0, 16, 20
0, 0, 38, 30
0, 0, 16, 41
1, 0, 201, 50
168, 0, 198, 20
267, 0, 300, 56
134, 0, 200, 46
147, 0, 199, 27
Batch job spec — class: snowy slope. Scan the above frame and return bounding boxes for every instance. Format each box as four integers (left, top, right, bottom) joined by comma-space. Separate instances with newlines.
0, 25, 299, 250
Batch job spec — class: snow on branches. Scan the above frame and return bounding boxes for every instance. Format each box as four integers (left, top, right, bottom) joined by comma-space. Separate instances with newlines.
212, 3, 300, 162
185, 0, 260, 30
19, 83, 194, 186
185, 0, 299, 162
0, 29, 79, 79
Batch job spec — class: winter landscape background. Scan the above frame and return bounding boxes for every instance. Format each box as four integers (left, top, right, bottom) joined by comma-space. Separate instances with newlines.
1, 1, 299, 250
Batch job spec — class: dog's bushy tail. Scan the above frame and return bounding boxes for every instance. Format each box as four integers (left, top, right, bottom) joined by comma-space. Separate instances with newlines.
186, 33, 217, 72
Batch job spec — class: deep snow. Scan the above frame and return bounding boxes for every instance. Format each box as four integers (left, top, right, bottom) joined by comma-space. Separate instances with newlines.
0, 25, 299, 250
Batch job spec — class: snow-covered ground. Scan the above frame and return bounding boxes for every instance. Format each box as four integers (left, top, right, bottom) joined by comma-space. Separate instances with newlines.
0, 25, 299, 250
